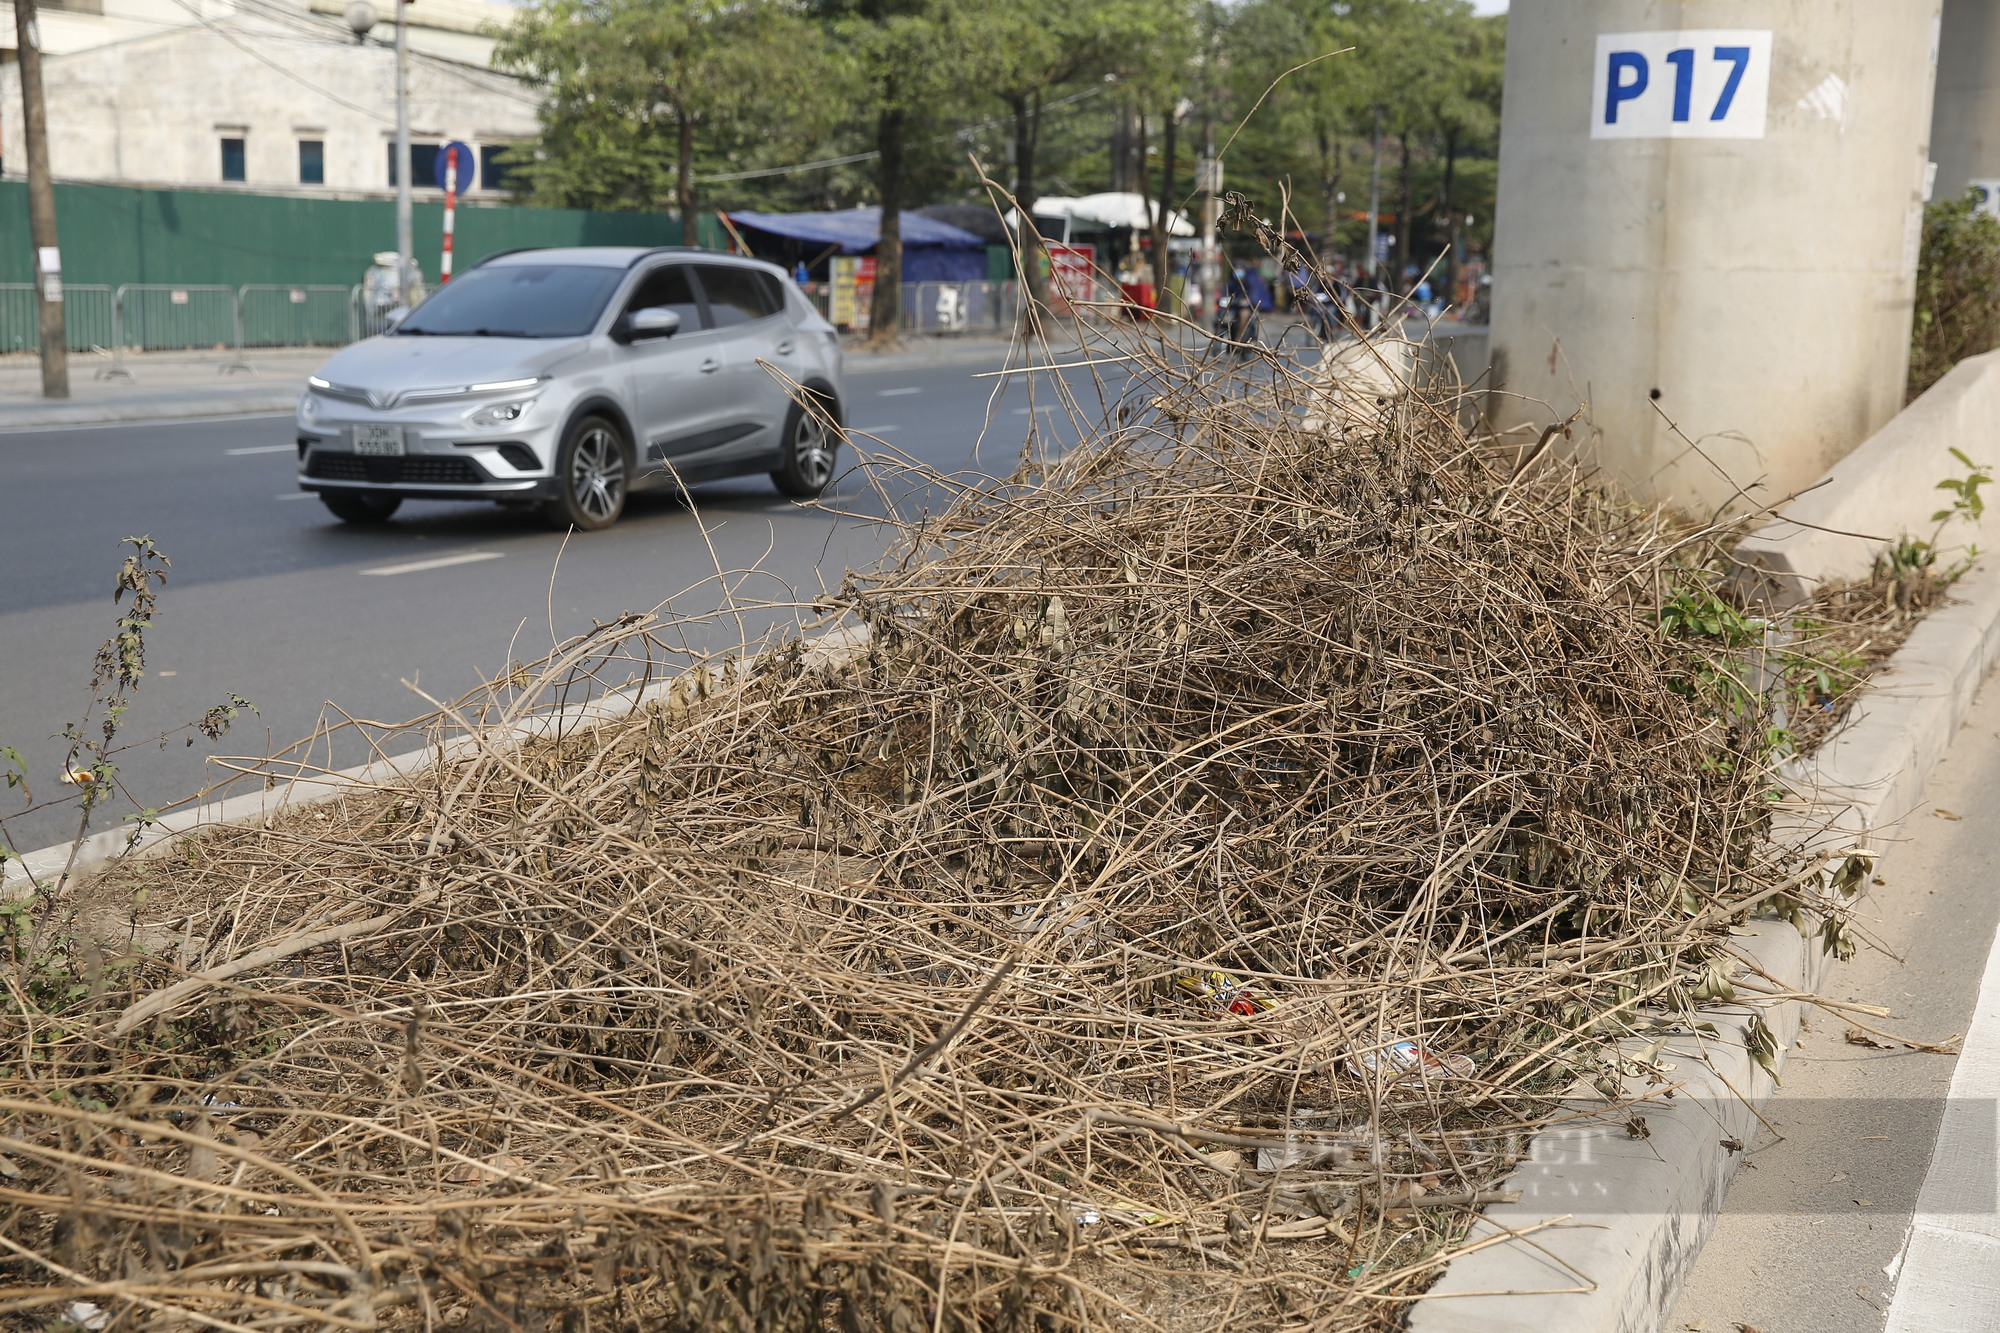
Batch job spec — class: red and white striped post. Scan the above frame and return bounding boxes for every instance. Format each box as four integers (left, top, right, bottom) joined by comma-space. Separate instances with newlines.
439, 145, 459, 284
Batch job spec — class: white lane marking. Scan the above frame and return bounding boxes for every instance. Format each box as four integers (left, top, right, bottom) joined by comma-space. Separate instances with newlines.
276, 492, 315, 501
878, 387, 922, 397
849, 424, 901, 434
227, 444, 297, 456
1012, 406, 1058, 415
157, 671, 177, 678
359, 551, 505, 577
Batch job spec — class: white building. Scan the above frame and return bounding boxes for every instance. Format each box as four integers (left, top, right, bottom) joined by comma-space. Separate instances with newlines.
0, 0, 540, 196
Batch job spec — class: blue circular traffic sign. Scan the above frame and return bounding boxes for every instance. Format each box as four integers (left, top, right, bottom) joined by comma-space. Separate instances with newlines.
432, 141, 475, 191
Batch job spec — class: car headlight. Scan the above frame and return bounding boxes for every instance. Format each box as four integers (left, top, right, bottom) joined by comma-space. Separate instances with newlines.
298, 392, 321, 424
469, 397, 536, 427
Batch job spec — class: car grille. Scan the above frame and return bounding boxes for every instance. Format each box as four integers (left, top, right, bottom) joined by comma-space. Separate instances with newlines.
305, 453, 487, 485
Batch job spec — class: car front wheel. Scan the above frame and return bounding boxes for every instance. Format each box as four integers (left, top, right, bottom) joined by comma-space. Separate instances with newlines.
771, 397, 837, 499
544, 415, 629, 531
320, 491, 402, 524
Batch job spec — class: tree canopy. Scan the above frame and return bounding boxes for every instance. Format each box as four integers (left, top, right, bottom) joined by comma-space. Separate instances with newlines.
491, 0, 1505, 291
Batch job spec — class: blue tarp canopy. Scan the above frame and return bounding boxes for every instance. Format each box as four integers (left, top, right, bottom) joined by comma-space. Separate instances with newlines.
726, 207, 984, 254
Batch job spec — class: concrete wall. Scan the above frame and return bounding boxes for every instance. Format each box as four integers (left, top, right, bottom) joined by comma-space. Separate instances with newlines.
0, 0, 506, 63
0, 3, 533, 195
1736, 345, 2000, 605
1932, 0, 2000, 203
1488, 1, 1942, 516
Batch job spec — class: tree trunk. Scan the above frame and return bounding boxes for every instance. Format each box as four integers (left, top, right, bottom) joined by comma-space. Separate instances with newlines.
14, 0, 67, 398
1395, 131, 1413, 291
1440, 126, 1460, 311
1010, 91, 1046, 307
676, 113, 697, 246
1111, 100, 1130, 194
1316, 120, 1342, 259
1151, 107, 1176, 297
1132, 109, 1147, 283
866, 103, 905, 347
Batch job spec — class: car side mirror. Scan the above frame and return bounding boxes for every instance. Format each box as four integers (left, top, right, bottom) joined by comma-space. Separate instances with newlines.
619, 307, 681, 343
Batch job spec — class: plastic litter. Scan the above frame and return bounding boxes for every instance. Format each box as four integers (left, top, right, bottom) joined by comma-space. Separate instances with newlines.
1344, 1039, 1476, 1081
1174, 969, 1273, 1017
67, 1303, 109, 1331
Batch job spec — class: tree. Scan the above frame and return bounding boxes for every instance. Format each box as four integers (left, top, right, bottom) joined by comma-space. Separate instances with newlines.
986, 0, 1196, 306
812, 0, 973, 345
1212, 0, 1501, 283
494, 0, 822, 225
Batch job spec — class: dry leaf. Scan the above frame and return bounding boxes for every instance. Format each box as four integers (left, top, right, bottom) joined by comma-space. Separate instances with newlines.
1933, 808, 1962, 821
1845, 1027, 1890, 1049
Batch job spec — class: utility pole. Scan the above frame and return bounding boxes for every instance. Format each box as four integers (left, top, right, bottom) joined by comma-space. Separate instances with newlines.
1365, 102, 1383, 328
1200, 119, 1218, 307
393, 0, 413, 307
13, 0, 68, 398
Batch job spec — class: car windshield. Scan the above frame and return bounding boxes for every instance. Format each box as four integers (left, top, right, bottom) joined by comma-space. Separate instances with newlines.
395, 264, 625, 338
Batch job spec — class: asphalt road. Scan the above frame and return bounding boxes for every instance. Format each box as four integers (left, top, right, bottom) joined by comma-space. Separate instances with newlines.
1670, 680, 2000, 1331
0, 346, 1136, 855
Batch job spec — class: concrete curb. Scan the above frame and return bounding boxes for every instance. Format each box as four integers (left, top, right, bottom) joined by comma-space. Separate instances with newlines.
1732, 347, 2000, 606
0, 391, 305, 431
1410, 552, 2000, 1331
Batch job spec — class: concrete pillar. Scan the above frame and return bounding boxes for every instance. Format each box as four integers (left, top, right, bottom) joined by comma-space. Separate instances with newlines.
1488, 2, 1942, 515
1932, 0, 2000, 205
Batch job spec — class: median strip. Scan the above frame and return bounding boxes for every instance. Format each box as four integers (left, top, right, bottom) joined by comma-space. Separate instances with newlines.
357, 550, 504, 576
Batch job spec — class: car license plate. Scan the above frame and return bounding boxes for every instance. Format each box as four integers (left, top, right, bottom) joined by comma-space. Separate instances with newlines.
352, 424, 405, 456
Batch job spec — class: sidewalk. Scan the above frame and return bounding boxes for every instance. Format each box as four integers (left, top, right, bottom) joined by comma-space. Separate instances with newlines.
0, 347, 324, 430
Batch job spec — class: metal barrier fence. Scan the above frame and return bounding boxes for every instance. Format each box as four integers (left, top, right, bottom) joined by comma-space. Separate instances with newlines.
1, 277, 1018, 363
114, 284, 240, 354
350, 285, 399, 343
240, 285, 352, 348
0, 284, 117, 353
900, 280, 1018, 335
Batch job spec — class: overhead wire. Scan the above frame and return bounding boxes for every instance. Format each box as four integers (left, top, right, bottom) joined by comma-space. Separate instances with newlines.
162, 0, 396, 123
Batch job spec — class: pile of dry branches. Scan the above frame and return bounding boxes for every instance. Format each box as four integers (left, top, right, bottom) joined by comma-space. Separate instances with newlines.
0, 331, 1812, 1331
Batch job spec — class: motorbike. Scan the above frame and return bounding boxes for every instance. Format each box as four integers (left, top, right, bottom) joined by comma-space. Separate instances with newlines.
1296, 285, 1342, 339
1211, 290, 1262, 353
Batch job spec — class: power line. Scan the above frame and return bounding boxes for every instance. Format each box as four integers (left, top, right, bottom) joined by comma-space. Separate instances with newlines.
237, 0, 542, 109
162, 0, 396, 122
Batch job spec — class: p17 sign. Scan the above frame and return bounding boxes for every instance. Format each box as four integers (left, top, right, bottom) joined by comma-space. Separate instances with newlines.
1592, 30, 1772, 139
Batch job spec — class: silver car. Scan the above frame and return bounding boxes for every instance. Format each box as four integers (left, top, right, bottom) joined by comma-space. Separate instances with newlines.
295, 247, 846, 530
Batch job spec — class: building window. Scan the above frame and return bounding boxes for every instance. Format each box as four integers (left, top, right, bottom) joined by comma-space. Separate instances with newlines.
480, 144, 516, 193
386, 143, 441, 188
298, 139, 325, 185
220, 137, 246, 182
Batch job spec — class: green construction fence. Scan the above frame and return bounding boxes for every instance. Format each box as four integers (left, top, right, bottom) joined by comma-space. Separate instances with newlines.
0, 181, 725, 288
